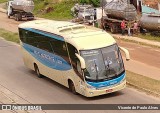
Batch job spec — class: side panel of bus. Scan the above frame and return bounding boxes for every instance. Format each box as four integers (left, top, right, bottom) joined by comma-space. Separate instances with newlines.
19, 28, 86, 95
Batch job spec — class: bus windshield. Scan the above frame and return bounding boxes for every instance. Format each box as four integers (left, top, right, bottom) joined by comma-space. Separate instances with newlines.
80, 44, 124, 82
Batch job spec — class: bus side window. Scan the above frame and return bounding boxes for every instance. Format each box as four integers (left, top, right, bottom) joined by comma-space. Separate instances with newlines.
37, 41, 53, 53
50, 40, 68, 57
76, 60, 83, 75
19, 28, 27, 43
67, 43, 84, 80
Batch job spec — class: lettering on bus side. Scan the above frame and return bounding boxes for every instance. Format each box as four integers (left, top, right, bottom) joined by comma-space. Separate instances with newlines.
34, 50, 56, 63
34, 50, 63, 65
23, 43, 72, 71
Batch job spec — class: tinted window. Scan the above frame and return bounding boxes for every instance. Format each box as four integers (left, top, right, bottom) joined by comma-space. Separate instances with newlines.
19, 28, 27, 43
19, 28, 50, 47
67, 43, 83, 80
50, 40, 68, 57
50, 39, 71, 65
37, 41, 53, 52
67, 43, 77, 66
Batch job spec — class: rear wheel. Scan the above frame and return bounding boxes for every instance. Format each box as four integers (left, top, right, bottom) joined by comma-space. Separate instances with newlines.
14, 14, 18, 21
110, 24, 116, 33
34, 64, 43, 78
14, 13, 22, 21
69, 80, 77, 94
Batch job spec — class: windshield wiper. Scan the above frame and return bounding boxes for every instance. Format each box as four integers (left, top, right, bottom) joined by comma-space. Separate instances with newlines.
106, 60, 111, 71
100, 49, 110, 78
93, 60, 99, 82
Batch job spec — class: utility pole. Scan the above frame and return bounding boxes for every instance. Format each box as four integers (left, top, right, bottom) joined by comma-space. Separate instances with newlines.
101, 0, 104, 29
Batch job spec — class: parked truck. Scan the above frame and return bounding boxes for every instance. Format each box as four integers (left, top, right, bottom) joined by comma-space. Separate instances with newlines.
71, 4, 96, 24
7, 0, 34, 21
101, 0, 137, 33
139, 14, 160, 32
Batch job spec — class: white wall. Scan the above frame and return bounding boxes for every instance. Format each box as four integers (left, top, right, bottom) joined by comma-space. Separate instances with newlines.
158, 3, 160, 12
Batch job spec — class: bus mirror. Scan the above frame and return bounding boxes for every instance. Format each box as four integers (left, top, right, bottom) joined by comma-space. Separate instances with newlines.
75, 53, 86, 69
119, 46, 130, 61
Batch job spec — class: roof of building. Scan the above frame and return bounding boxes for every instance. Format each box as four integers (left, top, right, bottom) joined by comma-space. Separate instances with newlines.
18, 19, 116, 50
142, 5, 160, 14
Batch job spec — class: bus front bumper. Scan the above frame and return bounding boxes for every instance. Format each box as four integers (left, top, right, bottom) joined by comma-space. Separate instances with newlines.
85, 80, 126, 97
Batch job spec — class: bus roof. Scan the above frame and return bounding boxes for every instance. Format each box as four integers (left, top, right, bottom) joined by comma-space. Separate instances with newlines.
18, 20, 116, 50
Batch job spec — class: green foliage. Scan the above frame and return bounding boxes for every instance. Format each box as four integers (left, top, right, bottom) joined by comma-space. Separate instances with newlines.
137, 33, 160, 42
79, 0, 100, 7
0, 29, 19, 43
90, 0, 100, 7
0, 0, 7, 3
127, 71, 160, 96
34, 0, 76, 20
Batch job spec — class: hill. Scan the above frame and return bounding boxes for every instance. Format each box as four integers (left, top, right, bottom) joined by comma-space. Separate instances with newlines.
34, 0, 77, 20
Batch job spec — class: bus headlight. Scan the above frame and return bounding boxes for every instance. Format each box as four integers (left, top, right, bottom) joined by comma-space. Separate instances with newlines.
86, 84, 96, 90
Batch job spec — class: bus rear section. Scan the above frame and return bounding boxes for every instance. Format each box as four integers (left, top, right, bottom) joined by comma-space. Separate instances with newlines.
18, 20, 130, 97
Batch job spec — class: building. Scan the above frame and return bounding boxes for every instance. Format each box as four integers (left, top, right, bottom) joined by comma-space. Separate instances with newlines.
129, 0, 143, 12
144, 0, 159, 10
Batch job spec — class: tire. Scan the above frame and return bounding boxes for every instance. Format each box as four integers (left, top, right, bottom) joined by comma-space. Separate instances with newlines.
7, 11, 10, 18
69, 80, 77, 95
14, 14, 18, 21
34, 64, 43, 78
14, 13, 21, 21
110, 24, 116, 33
17, 13, 22, 21
18, 13, 22, 21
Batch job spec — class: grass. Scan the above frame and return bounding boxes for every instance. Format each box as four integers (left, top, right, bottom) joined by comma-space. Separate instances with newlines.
0, 28, 19, 43
135, 33, 160, 42
115, 37, 160, 48
126, 71, 160, 97
34, 0, 76, 20
0, 0, 7, 3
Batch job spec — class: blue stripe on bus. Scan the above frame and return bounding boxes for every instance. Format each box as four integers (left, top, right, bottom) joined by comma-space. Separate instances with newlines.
23, 28, 64, 41
23, 43, 72, 71
87, 72, 125, 88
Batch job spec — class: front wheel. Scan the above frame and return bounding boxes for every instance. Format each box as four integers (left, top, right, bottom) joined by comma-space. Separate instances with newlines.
69, 81, 77, 95
14, 14, 18, 21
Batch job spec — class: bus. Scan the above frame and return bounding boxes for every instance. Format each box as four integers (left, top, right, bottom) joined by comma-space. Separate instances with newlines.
18, 20, 130, 97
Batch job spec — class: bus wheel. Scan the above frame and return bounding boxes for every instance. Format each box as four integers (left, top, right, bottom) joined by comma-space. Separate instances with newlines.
34, 64, 43, 78
68, 80, 77, 95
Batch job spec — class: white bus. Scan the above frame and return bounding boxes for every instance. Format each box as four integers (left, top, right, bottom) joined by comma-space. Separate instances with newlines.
18, 20, 130, 97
